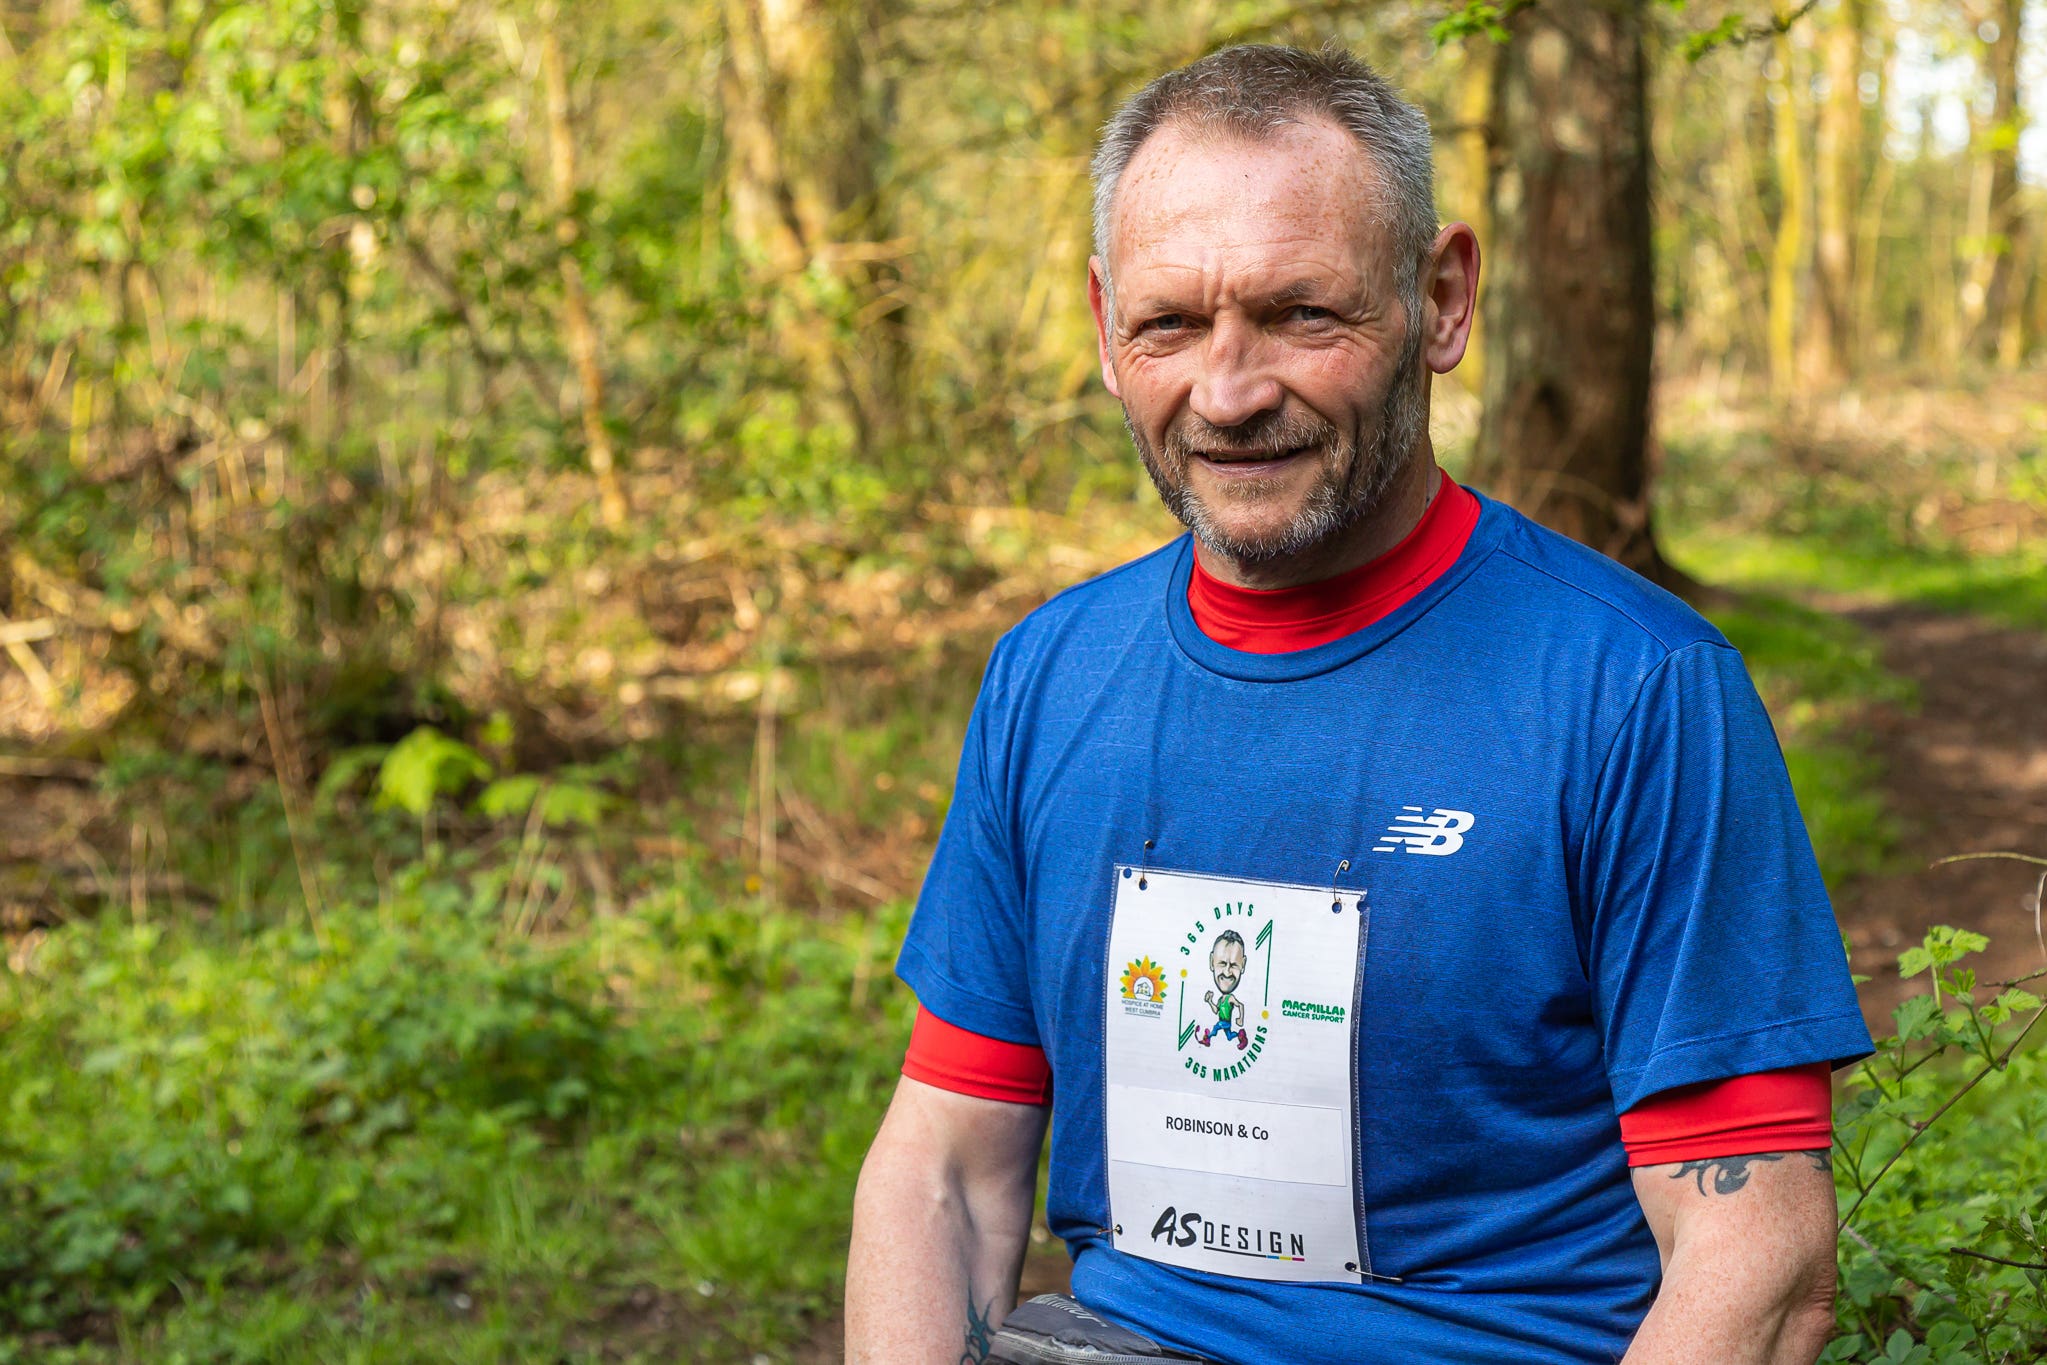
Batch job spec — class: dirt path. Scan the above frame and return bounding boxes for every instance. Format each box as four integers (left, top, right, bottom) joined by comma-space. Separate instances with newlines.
1833, 605, 2047, 1025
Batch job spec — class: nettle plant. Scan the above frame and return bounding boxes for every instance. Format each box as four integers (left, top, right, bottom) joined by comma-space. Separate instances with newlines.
1826, 869, 2047, 1364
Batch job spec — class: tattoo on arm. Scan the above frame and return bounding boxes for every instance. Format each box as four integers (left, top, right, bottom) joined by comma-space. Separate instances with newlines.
1669, 1149, 1831, 1196
961, 1290, 995, 1365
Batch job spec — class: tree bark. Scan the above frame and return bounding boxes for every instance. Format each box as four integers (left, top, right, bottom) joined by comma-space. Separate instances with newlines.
1454, 39, 1492, 393
1766, 29, 1809, 396
719, 0, 907, 459
539, 20, 628, 528
1966, 0, 2024, 362
1812, 0, 1864, 378
1474, 0, 1681, 590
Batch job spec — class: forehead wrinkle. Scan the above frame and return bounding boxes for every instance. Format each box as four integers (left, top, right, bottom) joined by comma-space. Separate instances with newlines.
1106, 116, 1387, 271
1106, 124, 1388, 301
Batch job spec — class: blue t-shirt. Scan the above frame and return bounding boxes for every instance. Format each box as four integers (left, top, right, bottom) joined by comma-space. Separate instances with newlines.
897, 493, 1871, 1365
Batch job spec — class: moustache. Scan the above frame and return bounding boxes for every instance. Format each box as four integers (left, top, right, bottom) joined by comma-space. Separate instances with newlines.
1158, 409, 1346, 465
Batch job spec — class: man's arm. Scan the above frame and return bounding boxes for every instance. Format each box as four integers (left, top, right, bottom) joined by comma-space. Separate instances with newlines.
1622, 1150, 1839, 1365
846, 1074, 1050, 1364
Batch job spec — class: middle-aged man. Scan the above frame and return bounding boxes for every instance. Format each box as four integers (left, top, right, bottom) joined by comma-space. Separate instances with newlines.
846, 44, 1871, 1365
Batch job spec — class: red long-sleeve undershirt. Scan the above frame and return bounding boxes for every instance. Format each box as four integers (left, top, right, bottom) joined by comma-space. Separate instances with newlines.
903, 475, 1833, 1163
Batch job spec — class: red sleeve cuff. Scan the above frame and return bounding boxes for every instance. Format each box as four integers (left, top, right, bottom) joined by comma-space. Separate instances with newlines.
901, 1005, 1052, 1107
1618, 1062, 1833, 1167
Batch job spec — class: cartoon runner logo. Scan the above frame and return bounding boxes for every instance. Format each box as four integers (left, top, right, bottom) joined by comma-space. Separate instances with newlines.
1198, 931, 1250, 1052
1175, 906, 1272, 1083
1119, 957, 1169, 1018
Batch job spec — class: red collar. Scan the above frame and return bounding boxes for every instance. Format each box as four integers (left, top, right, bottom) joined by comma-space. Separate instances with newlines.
1187, 477, 1480, 654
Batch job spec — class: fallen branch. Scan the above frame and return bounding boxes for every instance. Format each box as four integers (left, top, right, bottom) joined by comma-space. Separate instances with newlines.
0, 755, 97, 782
0, 618, 55, 647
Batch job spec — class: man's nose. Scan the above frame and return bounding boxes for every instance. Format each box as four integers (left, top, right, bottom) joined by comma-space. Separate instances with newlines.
1189, 319, 1283, 430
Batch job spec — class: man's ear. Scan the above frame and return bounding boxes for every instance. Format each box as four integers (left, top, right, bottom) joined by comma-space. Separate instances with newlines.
1088, 256, 1122, 399
1419, 223, 1481, 375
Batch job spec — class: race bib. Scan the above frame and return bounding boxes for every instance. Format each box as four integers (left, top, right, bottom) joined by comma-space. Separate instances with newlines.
1103, 865, 1369, 1284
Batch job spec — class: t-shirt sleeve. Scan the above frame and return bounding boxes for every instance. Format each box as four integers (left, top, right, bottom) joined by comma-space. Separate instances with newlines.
895, 637, 1040, 1046
1582, 640, 1874, 1114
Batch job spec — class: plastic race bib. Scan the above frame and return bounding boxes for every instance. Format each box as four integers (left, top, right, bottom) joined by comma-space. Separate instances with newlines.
1103, 865, 1369, 1284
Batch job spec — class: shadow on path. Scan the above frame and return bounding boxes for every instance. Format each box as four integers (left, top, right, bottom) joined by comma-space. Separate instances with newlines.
1832, 605, 2047, 1026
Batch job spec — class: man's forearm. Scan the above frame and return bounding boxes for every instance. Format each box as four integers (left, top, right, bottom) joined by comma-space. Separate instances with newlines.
846, 1079, 1045, 1364
1624, 1247, 1835, 1363
1623, 1151, 1840, 1365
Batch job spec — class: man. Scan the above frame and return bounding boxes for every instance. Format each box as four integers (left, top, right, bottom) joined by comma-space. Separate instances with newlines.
1198, 931, 1249, 1050
847, 44, 1868, 1365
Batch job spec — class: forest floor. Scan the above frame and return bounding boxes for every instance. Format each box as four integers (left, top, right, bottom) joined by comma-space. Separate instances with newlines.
1832, 603, 2047, 1022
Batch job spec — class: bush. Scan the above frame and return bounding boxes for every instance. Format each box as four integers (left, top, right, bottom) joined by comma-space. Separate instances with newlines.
0, 863, 911, 1358
1829, 917, 2047, 1363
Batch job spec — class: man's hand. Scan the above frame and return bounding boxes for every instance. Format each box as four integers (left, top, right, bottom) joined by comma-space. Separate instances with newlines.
846, 1075, 1050, 1364
1622, 1150, 1840, 1364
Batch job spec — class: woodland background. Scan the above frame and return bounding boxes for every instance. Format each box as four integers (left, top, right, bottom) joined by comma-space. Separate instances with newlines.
2, 0, 2046, 1361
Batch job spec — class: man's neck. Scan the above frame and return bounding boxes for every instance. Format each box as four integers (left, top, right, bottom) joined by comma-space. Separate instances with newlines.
1192, 445, 1443, 591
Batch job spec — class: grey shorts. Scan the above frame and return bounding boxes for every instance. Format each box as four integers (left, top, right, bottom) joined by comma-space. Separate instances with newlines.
989, 1294, 1217, 1365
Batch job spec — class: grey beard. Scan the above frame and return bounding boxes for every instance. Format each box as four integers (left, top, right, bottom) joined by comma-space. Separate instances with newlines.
1125, 322, 1429, 567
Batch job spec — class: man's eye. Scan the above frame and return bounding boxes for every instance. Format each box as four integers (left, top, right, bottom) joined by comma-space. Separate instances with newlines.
1142, 314, 1188, 333
1287, 305, 1333, 323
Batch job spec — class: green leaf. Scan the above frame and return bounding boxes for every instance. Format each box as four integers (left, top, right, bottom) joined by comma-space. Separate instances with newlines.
1427, 0, 1527, 45
1893, 995, 1943, 1042
375, 726, 492, 817
476, 776, 611, 828
314, 744, 390, 807
538, 781, 610, 829
476, 774, 544, 821
1681, 15, 1746, 62
1898, 947, 1934, 978
1984, 987, 2043, 1025
1917, 925, 1990, 970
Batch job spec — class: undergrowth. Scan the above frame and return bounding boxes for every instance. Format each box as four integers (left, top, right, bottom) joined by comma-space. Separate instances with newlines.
1662, 413, 2047, 631
0, 858, 911, 1363
1705, 595, 1914, 886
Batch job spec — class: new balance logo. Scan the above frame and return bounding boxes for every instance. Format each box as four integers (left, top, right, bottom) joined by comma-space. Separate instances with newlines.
1373, 807, 1476, 856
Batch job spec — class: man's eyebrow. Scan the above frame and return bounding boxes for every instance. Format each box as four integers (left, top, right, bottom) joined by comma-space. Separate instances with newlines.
1264, 278, 1337, 306
1124, 295, 1193, 319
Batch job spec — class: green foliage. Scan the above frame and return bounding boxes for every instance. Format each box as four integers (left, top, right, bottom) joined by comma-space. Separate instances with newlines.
1705, 596, 1911, 885
1664, 424, 2047, 633
376, 726, 492, 818
0, 857, 911, 1359
1831, 927, 2047, 1362
475, 774, 613, 829
1427, 1, 1532, 45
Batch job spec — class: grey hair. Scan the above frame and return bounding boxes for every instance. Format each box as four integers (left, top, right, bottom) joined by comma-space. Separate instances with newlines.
1090, 44, 1438, 324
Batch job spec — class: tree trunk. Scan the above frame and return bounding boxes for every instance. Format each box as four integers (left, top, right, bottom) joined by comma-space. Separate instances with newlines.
1474, 0, 1680, 589
539, 20, 628, 528
1453, 39, 1492, 393
1766, 30, 1808, 397
1812, 0, 1864, 378
719, 0, 906, 459
1966, 0, 2024, 362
